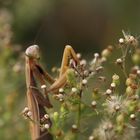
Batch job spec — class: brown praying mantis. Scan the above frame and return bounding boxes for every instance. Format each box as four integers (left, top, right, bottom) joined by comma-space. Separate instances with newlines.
23, 45, 80, 140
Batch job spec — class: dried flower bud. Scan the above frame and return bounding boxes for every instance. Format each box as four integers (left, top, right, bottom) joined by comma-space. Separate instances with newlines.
132, 50, 140, 65
126, 78, 134, 86
116, 113, 124, 125
53, 112, 59, 122
112, 74, 120, 86
126, 86, 135, 96
101, 46, 113, 58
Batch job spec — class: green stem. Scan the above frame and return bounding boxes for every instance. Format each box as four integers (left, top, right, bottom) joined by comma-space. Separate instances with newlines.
74, 89, 82, 140
121, 46, 129, 78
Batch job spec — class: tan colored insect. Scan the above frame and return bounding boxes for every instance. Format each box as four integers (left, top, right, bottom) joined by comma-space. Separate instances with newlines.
24, 45, 79, 140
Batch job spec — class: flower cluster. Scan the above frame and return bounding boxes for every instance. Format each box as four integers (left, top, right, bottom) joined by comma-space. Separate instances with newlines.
22, 31, 140, 140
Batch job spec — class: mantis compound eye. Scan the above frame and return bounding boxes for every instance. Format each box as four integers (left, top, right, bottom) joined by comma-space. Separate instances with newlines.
25, 45, 40, 59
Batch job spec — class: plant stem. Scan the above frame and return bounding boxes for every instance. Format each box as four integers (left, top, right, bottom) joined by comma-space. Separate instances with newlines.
121, 46, 129, 78
74, 89, 82, 140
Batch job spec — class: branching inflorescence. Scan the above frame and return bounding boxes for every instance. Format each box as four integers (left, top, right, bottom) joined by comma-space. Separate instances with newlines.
22, 31, 140, 140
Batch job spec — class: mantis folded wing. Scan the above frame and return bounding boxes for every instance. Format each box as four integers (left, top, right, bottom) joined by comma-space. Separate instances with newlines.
25, 45, 79, 140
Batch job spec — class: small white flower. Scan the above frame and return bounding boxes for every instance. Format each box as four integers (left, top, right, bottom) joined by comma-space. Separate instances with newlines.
116, 58, 123, 64
80, 59, 87, 66
41, 85, 47, 89
119, 38, 124, 44
137, 70, 140, 75
89, 136, 94, 140
44, 114, 49, 119
114, 105, 120, 111
72, 124, 77, 129
82, 79, 87, 85
72, 87, 78, 93
76, 53, 82, 59
59, 98, 64, 102
94, 53, 99, 58
105, 89, 112, 95
23, 107, 29, 113
44, 124, 50, 129
111, 83, 116, 88
27, 111, 32, 117
112, 74, 119, 81
130, 114, 135, 120
59, 88, 64, 93
91, 101, 97, 107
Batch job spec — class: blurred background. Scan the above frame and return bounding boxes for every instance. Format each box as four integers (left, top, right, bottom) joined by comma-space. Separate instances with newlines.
0, 0, 140, 139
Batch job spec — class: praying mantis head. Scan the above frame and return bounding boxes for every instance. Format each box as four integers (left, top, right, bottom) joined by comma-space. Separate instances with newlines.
25, 45, 40, 59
